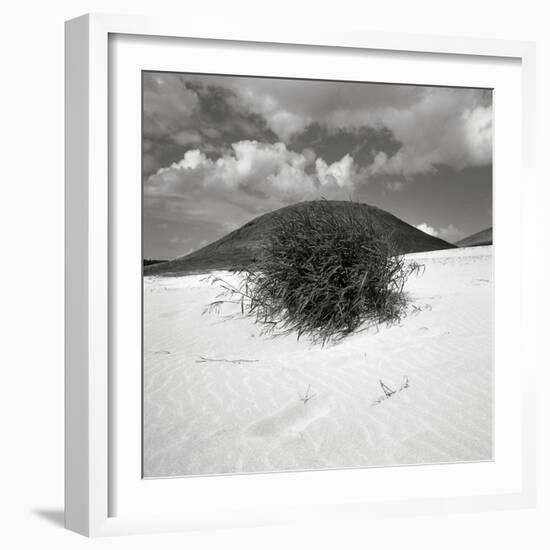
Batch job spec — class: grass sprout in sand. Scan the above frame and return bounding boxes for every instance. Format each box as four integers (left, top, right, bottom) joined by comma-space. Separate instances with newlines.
205, 201, 423, 344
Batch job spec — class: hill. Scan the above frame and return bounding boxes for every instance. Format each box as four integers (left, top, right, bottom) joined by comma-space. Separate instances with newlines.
145, 200, 456, 275
144, 259, 168, 267
455, 227, 492, 248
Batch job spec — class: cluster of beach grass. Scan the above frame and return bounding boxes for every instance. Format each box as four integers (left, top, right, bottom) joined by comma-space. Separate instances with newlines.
209, 201, 423, 344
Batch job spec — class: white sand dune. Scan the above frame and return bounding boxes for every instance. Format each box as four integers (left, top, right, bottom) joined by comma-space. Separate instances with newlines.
143, 246, 493, 477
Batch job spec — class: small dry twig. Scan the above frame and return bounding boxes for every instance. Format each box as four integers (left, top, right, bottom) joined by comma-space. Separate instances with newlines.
298, 384, 316, 404
371, 375, 410, 406
379, 380, 396, 398
196, 356, 259, 364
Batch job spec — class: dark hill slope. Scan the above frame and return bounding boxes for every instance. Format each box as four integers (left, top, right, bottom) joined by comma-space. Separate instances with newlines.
145, 201, 456, 275
455, 227, 492, 248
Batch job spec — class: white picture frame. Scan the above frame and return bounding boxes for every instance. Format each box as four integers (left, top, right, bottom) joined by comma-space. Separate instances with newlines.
65, 12, 537, 537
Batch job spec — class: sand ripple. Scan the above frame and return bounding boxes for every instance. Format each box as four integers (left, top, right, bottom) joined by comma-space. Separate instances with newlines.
143, 246, 493, 477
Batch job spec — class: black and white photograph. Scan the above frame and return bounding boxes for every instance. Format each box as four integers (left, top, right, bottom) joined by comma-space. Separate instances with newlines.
142, 72, 493, 478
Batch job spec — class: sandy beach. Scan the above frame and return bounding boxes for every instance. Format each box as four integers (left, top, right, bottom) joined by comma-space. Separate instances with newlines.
143, 246, 493, 478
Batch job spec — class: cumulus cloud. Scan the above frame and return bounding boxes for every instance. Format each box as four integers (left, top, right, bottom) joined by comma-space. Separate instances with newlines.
142, 73, 279, 178
415, 223, 464, 242
365, 90, 492, 177
221, 78, 492, 175
172, 129, 203, 147
143, 74, 198, 139
245, 92, 308, 141
383, 181, 405, 192
145, 141, 360, 230
144, 73, 492, 182
416, 223, 439, 237
236, 77, 423, 137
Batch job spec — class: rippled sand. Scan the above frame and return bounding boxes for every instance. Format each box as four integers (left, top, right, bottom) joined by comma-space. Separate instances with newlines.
143, 246, 493, 478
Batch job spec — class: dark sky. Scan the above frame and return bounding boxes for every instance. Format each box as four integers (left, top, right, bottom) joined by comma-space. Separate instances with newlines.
143, 72, 492, 259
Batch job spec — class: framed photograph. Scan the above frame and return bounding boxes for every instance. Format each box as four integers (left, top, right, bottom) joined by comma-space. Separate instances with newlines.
65, 13, 537, 536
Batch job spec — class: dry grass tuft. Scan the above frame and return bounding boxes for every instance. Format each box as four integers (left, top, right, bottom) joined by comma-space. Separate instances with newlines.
206, 201, 423, 345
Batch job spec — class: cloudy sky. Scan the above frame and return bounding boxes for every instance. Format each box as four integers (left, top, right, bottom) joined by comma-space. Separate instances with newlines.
143, 72, 492, 259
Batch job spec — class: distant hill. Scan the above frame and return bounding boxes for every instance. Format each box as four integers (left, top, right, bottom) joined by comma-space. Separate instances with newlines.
455, 227, 492, 248
145, 200, 456, 276
144, 259, 168, 267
